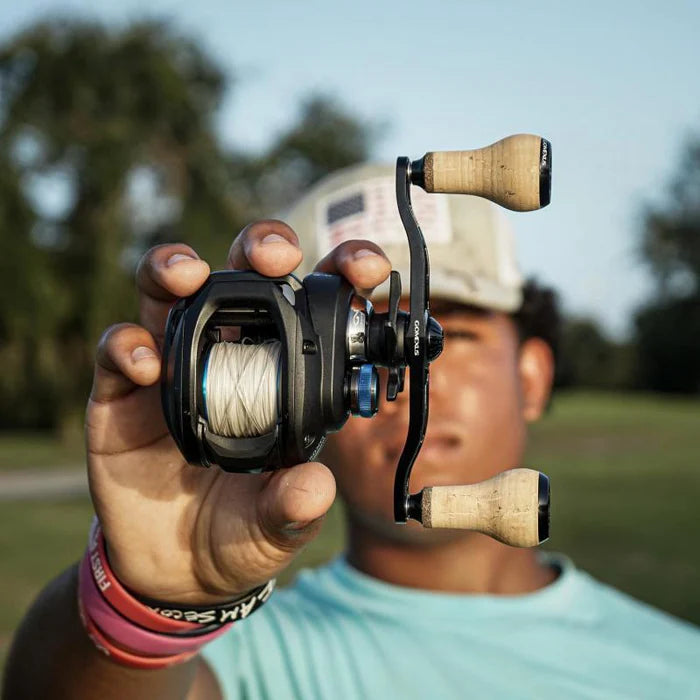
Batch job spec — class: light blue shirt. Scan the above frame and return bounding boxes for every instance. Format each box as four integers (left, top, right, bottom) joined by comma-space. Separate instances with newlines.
202, 554, 700, 699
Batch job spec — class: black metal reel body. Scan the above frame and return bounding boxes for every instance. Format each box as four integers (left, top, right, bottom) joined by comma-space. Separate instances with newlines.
161, 270, 442, 481
162, 272, 349, 472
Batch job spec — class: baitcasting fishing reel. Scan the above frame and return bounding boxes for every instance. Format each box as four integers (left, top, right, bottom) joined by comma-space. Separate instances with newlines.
162, 134, 553, 547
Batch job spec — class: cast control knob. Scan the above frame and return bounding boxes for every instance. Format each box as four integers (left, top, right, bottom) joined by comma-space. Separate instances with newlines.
347, 364, 379, 417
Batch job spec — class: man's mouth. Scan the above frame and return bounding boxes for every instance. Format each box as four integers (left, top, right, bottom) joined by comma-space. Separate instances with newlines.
420, 435, 462, 460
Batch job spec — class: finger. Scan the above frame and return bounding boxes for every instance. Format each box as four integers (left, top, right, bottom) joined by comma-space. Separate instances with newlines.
91, 323, 161, 403
227, 220, 302, 276
313, 240, 392, 297
257, 462, 336, 550
136, 244, 210, 346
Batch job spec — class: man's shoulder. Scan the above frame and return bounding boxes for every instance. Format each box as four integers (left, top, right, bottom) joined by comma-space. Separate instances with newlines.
560, 558, 700, 665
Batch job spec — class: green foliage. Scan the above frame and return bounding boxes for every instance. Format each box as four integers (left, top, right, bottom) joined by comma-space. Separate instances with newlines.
0, 157, 58, 428
556, 317, 634, 390
634, 134, 700, 393
641, 138, 700, 298
0, 20, 376, 431
634, 295, 700, 393
224, 95, 380, 226
0, 20, 238, 430
259, 95, 381, 208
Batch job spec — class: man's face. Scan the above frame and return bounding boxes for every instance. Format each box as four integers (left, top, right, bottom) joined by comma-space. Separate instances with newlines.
322, 298, 540, 536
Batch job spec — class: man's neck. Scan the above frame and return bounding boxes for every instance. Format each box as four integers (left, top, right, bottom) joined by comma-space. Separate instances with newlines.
346, 517, 557, 595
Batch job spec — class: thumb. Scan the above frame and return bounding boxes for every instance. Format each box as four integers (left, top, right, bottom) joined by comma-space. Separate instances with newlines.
258, 462, 337, 550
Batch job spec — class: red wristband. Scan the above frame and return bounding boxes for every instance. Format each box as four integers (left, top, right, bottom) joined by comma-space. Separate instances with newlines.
79, 552, 233, 656
77, 592, 197, 670
87, 518, 201, 634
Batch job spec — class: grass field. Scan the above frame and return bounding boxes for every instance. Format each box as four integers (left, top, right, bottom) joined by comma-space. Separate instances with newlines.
1, 391, 699, 668
0, 432, 84, 471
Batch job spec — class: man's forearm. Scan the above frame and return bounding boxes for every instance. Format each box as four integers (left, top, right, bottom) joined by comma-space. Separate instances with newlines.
2, 563, 201, 700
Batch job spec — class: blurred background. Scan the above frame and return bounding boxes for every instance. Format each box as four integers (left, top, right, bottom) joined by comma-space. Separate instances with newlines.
1, 0, 699, 667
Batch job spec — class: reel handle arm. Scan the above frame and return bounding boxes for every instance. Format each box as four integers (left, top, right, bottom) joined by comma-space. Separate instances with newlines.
411, 134, 551, 212
417, 468, 550, 548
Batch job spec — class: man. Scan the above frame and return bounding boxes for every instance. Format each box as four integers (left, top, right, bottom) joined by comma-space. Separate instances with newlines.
4, 164, 699, 699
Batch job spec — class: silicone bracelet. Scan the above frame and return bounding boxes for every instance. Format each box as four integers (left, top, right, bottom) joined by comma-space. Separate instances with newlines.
87, 518, 201, 634
137, 578, 276, 625
79, 553, 232, 656
77, 593, 196, 670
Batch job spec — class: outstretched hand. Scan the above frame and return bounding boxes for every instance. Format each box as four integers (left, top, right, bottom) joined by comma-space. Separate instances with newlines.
86, 220, 391, 604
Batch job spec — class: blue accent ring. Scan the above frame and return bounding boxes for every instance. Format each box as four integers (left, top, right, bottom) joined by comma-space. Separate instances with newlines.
202, 348, 212, 421
358, 364, 376, 417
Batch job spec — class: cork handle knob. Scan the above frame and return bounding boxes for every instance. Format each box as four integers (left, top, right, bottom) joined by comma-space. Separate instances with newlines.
421, 469, 550, 547
420, 134, 551, 211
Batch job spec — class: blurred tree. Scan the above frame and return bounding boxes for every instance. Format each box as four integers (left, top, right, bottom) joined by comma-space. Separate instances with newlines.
640, 138, 700, 299
634, 296, 700, 394
556, 317, 634, 390
0, 20, 377, 433
634, 135, 700, 393
226, 94, 380, 220
0, 155, 62, 428
0, 20, 243, 433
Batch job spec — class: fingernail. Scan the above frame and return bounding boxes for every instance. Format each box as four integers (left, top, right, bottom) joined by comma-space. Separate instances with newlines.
166, 253, 196, 266
353, 248, 379, 260
261, 233, 291, 245
131, 346, 157, 363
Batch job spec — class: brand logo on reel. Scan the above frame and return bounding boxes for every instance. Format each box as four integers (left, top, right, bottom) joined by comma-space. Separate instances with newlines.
414, 320, 420, 356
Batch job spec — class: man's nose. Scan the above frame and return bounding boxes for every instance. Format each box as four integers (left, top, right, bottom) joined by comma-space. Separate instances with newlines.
428, 360, 451, 399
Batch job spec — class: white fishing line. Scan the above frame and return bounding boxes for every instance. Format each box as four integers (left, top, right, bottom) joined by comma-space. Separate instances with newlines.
204, 339, 281, 438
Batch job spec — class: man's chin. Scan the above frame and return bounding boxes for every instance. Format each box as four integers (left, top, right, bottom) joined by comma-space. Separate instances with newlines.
404, 452, 505, 492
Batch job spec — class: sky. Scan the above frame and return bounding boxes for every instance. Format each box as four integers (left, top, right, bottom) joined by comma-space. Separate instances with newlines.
3, 0, 699, 338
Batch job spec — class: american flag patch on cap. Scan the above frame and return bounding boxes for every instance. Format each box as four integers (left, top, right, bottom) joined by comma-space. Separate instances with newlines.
315, 177, 452, 256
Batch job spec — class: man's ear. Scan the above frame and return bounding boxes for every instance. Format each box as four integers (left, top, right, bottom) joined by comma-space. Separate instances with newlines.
518, 337, 554, 422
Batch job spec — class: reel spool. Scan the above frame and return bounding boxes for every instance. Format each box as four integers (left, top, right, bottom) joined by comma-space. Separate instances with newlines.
202, 340, 282, 439
161, 133, 552, 548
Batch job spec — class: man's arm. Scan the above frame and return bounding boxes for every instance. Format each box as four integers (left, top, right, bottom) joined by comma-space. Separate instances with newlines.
2, 228, 390, 698
2, 564, 217, 700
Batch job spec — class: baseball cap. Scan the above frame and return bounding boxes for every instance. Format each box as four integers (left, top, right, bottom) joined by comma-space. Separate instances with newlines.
283, 162, 524, 312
